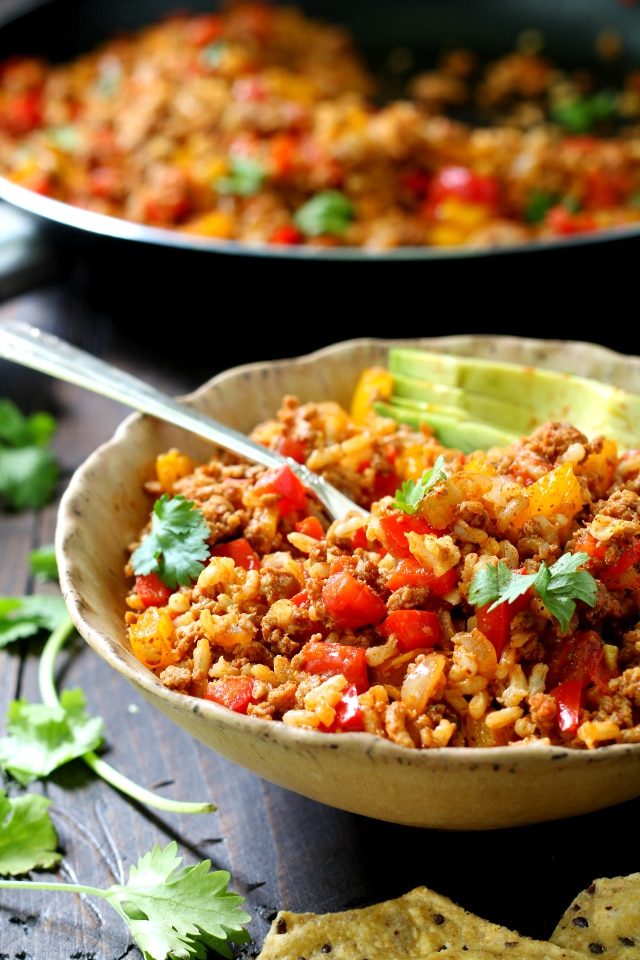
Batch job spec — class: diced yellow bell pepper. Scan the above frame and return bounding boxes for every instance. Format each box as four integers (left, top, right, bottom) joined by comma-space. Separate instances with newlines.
350, 367, 394, 423
156, 449, 194, 492
128, 607, 177, 671
396, 442, 436, 481
513, 462, 583, 528
462, 453, 497, 476
182, 211, 235, 238
575, 437, 618, 498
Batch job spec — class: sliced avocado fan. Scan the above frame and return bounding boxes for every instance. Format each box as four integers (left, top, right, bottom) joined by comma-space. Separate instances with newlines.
387, 348, 640, 450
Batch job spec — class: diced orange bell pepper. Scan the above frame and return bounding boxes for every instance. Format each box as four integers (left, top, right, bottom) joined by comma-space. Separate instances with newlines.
350, 367, 393, 423
513, 463, 582, 528
156, 449, 194, 492
128, 607, 177, 670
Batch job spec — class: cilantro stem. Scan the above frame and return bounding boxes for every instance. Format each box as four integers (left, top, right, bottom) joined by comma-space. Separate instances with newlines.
38, 616, 215, 815
0, 879, 105, 897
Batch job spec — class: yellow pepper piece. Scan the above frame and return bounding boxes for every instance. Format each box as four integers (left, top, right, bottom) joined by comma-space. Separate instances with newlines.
513, 463, 583, 528
156, 449, 194, 492
462, 453, 497, 476
128, 607, 177, 671
182, 211, 235, 238
575, 437, 618, 498
396, 442, 437, 481
350, 367, 394, 423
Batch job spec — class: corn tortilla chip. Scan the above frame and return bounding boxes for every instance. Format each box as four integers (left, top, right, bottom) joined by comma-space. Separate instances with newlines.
258, 886, 583, 960
550, 874, 640, 958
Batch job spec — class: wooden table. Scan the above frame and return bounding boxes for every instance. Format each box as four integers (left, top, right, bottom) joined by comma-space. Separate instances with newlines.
1, 283, 640, 960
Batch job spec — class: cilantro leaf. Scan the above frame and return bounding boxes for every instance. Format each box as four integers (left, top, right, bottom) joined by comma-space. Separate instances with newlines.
551, 91, 618, 133
132, 494, 210, 589
217, 157, 265, 197
294, 190, 354, 238
393, 454, 447, 515
0, 689, 104, 786
0, 790, 60, 875
533, 551, 597, 632
469, 552, 597, 632
0, 446, 58, 510
102, 842, 250, 960
29, 545, 58, 582
0, 595, 68, 647
0, 400, 56, 448
467, 561, 534, 608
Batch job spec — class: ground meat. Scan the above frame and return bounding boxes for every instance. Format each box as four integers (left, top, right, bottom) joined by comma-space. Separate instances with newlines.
521, 422, 589, 465
267, 681, 298, 715
528, 692, 558, 737
159, 664, 193, 690
583, 582, 629, 626
457, 500, 491, 528
387, 586, 431, 611
260, 569, 301, 604
596, 488, 640, 525
610, 667, 640, 707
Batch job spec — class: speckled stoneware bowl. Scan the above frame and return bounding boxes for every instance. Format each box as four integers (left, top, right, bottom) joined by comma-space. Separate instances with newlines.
57, 336, 640, 830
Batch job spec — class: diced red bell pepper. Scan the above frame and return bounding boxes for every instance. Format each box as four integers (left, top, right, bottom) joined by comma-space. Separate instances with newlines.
378, 513, 442, 558
582, 169, 629, 210
372, 471, 400, 500
321, 683, 365, 732
211, 537, 260, 570
88, 166, 119, 199
295, 516, 325, 540
299, 641, 369, 692
601, 541, 640, 588
269, 224, 304, 245
2, 89, 43, 133
546, 630, 614, 692
255, 464, 308, 516
550, 678, 583, 734
322, 570, 387, 631
352, 527, 369, 550
233, 76, 268, 101
427, 165, 501, 210
135, 572, 172, 608
275, 435, 306, 462
380, 610, 442, 652
400, 168, 432, 196
290, 590, 309, 607
205, 676, 256, 713
186, 14, 224, 46
573, 530, 607, 561
476, 588, 532, 659
386, 558, 457, 597
545, 205, 596, 236
270, 134, 298, 177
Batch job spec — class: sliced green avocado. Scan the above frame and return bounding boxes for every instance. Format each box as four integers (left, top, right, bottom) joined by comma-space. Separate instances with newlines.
389, 348, 640, 447
392, 373, 539, 433
374, 401, 518, 453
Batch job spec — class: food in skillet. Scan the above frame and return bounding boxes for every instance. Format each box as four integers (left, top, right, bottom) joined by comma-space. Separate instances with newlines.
124, 378, 640, 750
2, 4, 640, 249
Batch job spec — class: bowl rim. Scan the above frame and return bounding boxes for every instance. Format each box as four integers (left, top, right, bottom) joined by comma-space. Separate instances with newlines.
4, 174, 640, 263
57, 334, 640, 768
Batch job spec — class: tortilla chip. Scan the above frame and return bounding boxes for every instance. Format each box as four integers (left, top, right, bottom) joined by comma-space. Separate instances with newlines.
258, 886, 582, 959
550, 874, 640, 958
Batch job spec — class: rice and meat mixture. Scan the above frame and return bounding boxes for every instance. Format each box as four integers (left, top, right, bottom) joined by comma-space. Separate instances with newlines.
3, 4, 640, 249
125, 397, 640, 750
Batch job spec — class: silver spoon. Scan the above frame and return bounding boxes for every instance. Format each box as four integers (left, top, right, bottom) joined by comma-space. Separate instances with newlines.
0, 321, 368, 520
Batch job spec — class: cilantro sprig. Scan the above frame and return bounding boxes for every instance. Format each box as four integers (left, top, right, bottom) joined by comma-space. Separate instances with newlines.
0, 399, 59, 511
0, 790, 61, 875
0, 587, 213, 814
393, 454, 447, 515
132, 494, 210, 588
217, 156, 265, 197
294, 190, 354, 237
469, 551, 597, 632
29, 544, 58, 581
0, 842, 250, 960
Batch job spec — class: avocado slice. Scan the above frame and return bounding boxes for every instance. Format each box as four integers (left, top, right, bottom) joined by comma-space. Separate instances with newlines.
374, 401, 518, 453
392, 373, 539, 433
389, 348, 640, 447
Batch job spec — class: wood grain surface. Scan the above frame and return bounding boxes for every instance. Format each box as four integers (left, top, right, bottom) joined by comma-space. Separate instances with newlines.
1, 285, 640, 960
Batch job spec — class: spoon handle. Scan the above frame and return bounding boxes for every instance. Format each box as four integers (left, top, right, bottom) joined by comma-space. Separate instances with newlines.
0, 322, 367, 519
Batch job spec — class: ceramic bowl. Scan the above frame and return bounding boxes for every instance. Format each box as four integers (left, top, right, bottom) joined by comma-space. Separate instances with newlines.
57, 335, 640, 830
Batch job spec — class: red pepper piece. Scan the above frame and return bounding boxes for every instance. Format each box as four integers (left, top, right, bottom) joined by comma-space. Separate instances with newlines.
378, 513, 442, 558
321, 683, 365, 732
546, 205, 596, 236
205, 676, 256, 713
546, 630, 615, 692
211, 537, 260, 570
290, 590, 309, 607
269, 224, 304, 245
550, 678, 583, 734
2, 89, 43, 133
428, 165, 501, 209
380, 610, 442, 652
352, 527, 369, 550
255, 465, 308, 516
299, 641, 369, 692
135, 572, 172, 608
386, 558, 457, 597
186, 14, 224, 46
276, 435, 306, 463
372, 471, 400, 500
295, 516, 325, 540
322, 571, 387, 630
476, 588, 532, 659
